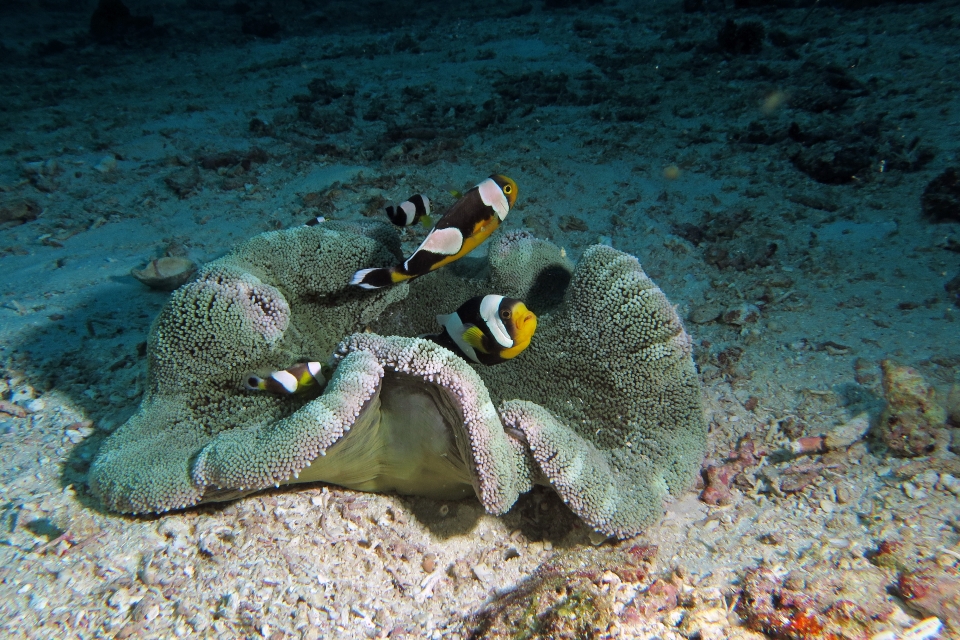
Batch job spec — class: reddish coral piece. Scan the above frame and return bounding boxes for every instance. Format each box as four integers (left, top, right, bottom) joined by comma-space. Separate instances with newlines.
785, 612, 824, 636
701, 464, 736, 505
737, 567, 872, 640
615, 544, 658, 582
700, 437, 765, 505
898, 560, 960, 630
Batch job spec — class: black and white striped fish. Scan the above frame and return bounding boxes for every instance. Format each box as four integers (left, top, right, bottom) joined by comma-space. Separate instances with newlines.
350, 175, 518, 290
385, 194, 432, 228
245, 362, 324, 395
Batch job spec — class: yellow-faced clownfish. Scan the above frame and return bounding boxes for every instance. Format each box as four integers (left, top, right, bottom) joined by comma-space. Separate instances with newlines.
350, 174, 518, 289
426, 294, 537, 366
245, 362, 324, 395
386, 194, 432, 228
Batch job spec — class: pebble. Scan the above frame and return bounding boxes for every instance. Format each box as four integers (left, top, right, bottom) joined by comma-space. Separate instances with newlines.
421, 553, 436, 573
902, 481, 926, 500
94, 154, 117, 173
24, 398, 44, 413
690, 302, 722, 324
939, 473, 960, 496
471, 562, 494, 584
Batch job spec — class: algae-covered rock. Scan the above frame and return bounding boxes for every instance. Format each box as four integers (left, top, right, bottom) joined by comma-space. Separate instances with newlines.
876, 360, 947, 457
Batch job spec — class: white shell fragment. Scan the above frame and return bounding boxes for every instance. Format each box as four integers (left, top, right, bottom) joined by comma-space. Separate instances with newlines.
824, 412, 871, 450
131, 256, 198, 291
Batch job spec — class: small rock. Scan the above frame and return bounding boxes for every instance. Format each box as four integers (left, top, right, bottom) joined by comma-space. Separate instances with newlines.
690, 302, 723, 324
0, 197, 41, 229
0, 400, 29, 418
94, 154, 117, 173
940, 474, 960, 496
471, 562, 494, 585
922, 167, 960, 222
421, 553, 437, 573
875, 360, 946, 457
722, 303, 761, 325
947, 384, 960, 425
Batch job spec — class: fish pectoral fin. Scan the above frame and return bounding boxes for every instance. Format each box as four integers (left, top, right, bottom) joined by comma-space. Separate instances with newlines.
461, 326, 489, 353
419, 215, 434, 229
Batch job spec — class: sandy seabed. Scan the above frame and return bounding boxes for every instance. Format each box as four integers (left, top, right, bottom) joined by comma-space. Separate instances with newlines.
1, 1, 958, 638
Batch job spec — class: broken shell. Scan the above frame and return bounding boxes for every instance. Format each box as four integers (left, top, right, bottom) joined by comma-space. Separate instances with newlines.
131, 257, 197, 291
824, 412, 871, 450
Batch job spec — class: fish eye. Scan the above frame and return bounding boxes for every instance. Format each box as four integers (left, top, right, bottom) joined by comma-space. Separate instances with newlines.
503, 185, 513, 194
500, 309, 511, 319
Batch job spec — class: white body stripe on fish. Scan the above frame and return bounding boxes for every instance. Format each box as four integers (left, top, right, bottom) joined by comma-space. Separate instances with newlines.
477, 178, 509, 220
404, 227, 463, 271
480, 294, 513, 348
437, 311, 481, 363
399, 201, 418, 226
272, 370, 299, 394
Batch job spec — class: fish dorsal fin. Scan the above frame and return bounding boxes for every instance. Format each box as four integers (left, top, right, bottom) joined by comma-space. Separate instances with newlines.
461, 325, 489, 353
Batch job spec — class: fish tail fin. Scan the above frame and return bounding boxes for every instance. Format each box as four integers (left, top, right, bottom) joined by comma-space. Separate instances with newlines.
244, 374, 267, 391
351, 267, 398, 289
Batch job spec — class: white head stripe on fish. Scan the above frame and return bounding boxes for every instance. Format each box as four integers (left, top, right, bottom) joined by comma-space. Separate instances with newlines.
272, 370, 299, 393
477, 178, 510, 220
437, 311, 481, 364
306, 362, 322, 377
399, 201, 417, 226
480, 294, 513, 348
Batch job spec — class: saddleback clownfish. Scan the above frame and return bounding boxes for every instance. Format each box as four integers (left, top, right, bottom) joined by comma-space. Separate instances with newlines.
385, 194, 432, 228
350, 174, 518, 289
425, 294, 536, 366
245, 362, 324, 395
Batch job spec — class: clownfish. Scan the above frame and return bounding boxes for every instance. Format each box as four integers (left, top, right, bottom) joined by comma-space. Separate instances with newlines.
386, 194, 432, 228
245, 362, 324, 395
304, 216, 326, 227
350, 174, 518, 290
426, 294, 537, 366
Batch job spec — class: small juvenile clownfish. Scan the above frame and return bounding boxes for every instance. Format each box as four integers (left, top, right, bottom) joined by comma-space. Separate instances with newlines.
303, 216, 326, 227
385, 194, 432, 228
426, 294, 537, 366
245, 362, 324, 395
350, 174, 518, 290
